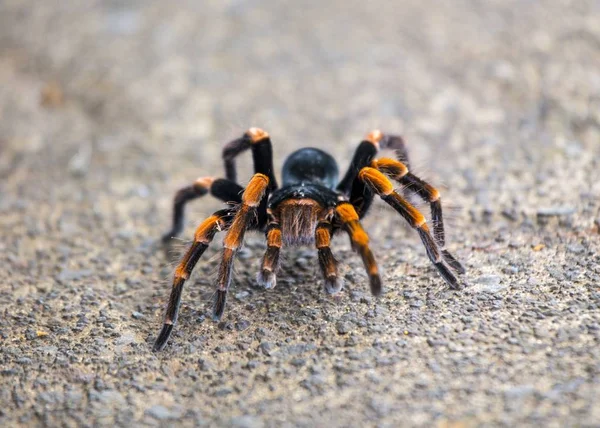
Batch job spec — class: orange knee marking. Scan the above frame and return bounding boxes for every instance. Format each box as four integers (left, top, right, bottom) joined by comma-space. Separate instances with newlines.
223, 207, 249, 249
366, 130, 384, 147
194, 215, 222, 243
372, 158, 408, 179
242, 174, 269, 206
349, 224, 369, 247
194, 176, 215, 190
335, 203, 359, 222
358, 167, 394, 195
267, 228, 282, 248
419, 223, 431, 233
174, 264, 189, 280
425, 184, 441, 202
336, 203, 370, 246
174, 242, 200, 281
389, 193, 427, 227
247, 127, 269, 143
171, 277, 185, 291
223, 174, 268, 249
405, 202, 426, 227
315, 227, 330, 248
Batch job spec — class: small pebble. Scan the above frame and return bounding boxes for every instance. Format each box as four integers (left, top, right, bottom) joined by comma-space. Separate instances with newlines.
471, 275, 506, 293
537, 206, 576, 217
336, 321, 352, 335
145, 405, 179, 420
566, 244, 584, 254
235, 320, 251, 331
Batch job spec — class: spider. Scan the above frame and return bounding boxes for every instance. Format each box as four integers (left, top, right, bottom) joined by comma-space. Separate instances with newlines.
154, 128, 465, 351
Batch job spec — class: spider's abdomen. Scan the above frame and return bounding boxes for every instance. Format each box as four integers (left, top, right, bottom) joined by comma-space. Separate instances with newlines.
282, 148, 339, 189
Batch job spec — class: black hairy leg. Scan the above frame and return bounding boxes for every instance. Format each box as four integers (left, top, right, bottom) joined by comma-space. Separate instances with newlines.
339, 130, 410, 216
357, 167, 462, 288
222, 128, 279, 189
154, 208, 236, 351
334, 202, 382, 295
162, 177, 243, 242
212, 173, 270, 320
371, 158, 465, 274
315, 218, 343, 294
256, 219, 282, 289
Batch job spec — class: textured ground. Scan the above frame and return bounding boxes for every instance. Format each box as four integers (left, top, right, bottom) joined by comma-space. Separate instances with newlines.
1, 0, 599, 426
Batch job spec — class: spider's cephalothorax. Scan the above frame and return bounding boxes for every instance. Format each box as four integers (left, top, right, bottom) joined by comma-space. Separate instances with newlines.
154, 128, 465, 350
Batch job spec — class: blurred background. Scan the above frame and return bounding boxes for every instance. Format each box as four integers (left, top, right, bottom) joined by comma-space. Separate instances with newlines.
1, 0, 599, 426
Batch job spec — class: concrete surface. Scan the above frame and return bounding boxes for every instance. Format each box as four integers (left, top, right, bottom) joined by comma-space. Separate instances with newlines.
1, 0, 599, 426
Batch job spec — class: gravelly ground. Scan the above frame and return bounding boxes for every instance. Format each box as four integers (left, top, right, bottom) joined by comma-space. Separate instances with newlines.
1, 0, 599, 426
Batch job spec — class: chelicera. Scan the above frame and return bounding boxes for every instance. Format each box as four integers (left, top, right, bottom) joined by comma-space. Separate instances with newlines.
154, 128, 465, 351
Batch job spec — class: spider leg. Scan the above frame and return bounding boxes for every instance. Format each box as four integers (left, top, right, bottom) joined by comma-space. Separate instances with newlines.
162, 177, 243, 242
223, 137, 250, 183
154, 208, 236, 351
357, 167, 461, 289
372, 158, 465, 274
256, 218, 282, 289
337, 131, 380, 195
315, 218, 344, 294
213, 173, 270, 320
338, 130, 409, 216
334, 202, 382, 295
381, 134, 410, 169
222, 127, 278, 189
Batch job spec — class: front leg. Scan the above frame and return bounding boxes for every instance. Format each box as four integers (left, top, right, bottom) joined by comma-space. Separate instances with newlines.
256, 218, 282, 289
370, 158, 465, 274
338, 130, 409, 216
222, 127, 279, 190
315, 218, 344, 294
357, 167, 461, 289
334, 202, 382, 295
154, 208, 236, 351
213, 173, 271, 320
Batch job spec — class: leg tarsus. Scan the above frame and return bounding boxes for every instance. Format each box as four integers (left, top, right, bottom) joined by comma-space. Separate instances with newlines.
213, 290, 228, 321
153, 324, 174, 352
315, 220, 346, 295
257, 222, 282, 289
256, 269, 277, 289
323, 275, 344, 295
416, 228, 460, 289
441, 249, 466, 274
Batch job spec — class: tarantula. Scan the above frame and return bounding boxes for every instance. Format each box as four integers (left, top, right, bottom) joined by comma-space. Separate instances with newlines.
154, 128, 465, 351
